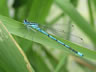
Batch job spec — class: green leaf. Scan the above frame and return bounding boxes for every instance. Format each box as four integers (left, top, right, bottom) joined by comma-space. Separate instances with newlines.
13, 0, 30, 20
87, 0, 94, 27
0, 21, 34, 72
13, 35, 32, 52
26, 44, 53, 72
70, 0, 78, 7
0, 15, 96, 60
0, 0, 9, 17
92, 0, 96, 10
54, 55, 68, 72
13, 0, 26, 8
27, 0, 53, 24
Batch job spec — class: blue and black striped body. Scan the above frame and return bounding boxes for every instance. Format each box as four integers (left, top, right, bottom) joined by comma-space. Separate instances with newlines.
24, 20, 83, 56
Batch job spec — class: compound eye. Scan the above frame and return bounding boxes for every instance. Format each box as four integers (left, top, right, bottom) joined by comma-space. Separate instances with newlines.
24, 19, 27, 23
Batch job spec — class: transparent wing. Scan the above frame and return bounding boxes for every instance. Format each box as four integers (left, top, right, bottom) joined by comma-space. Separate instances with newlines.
39, 23, 84, 45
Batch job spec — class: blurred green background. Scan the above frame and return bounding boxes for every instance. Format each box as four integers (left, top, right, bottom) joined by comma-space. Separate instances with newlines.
0, 0, 96, 72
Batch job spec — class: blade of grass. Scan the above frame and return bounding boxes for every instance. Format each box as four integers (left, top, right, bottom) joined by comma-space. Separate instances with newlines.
48, 13, 64, 25
26, 44, 54, 72
0, 15, 96, 60
13, 35, 32, 52
70, 0, 78, 7
0, 21, 34, 72
13, 0, 30, 21
0, 0, 9, 17
66, 20, 72, 41
54, 55, 68, 72
27, 0, 53, 24
41, 45, 58, 68
88, 0, 94, 27
92, 0, 96, 10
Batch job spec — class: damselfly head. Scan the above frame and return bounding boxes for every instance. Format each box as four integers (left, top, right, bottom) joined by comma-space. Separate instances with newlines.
24, 19, 27, 22
24, 19, 29, 25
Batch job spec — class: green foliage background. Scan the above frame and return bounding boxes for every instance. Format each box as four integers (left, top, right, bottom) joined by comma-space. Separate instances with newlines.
0, 0, 96, 72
